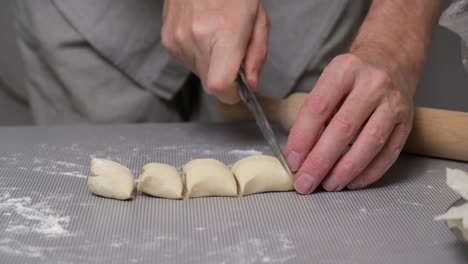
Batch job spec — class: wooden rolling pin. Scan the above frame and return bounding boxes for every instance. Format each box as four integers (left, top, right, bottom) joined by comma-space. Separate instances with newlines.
217, 93, 468, 162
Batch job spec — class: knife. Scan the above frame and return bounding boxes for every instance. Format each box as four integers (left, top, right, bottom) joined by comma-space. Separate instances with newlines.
237, 71, 293, 177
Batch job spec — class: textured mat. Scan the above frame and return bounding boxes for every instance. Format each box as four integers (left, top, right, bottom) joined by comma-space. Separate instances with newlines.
0, 123, 467, 264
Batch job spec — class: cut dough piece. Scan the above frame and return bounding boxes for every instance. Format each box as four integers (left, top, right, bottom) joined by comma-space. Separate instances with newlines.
232, 155, 294, 196
435, 203, 468, 235
435, 203, 468, 223
446, 168, 468, 200
137, 163, 183, 199
88, 159, 135, 200
183, 159, 237, 198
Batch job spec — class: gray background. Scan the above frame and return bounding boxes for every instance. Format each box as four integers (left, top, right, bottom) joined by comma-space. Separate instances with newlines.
0, 1, 467, 126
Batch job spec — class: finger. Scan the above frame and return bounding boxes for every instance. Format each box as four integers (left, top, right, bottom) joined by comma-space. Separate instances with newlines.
347, 123, 412, 190
243, 2, 269, 90
293, 76, 380, 194
205, 36, 247, 104
284, 56, 358, 172
322, 105, 397, 192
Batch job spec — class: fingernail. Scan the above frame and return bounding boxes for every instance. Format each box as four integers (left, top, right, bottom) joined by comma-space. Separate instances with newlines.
287, 151, 301, 172
348, 179, 365, 190
294, 174, 315, 194
323, 175, 342, 192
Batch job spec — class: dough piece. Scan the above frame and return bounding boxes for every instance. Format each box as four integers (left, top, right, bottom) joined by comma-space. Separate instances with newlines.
137, 163, 183, 199
446, 168, 468, 200
435, 203, 468, 223
88, 159, 135, 200
232, 155, 294, 196
183, 159, 237, 198
437, 203, 468, 240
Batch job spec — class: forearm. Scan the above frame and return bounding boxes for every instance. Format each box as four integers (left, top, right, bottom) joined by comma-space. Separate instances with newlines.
350, 0, 443, 92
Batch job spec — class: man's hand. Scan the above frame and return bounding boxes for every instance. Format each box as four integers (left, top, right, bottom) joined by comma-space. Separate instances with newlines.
161, 0, 269, 104
284, 53, 414, 194
283, 0, 442, 194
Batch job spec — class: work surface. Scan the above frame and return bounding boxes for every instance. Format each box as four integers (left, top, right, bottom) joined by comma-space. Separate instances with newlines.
0, 123, 466, 264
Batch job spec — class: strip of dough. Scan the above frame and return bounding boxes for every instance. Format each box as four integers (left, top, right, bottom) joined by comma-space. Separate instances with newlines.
137, 163, 183, 199
232, 155, 294, 196
88, 159, 135, 200
183, 159, 237, 198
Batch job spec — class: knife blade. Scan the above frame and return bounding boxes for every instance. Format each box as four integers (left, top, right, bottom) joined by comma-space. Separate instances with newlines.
237, 71, 293, 177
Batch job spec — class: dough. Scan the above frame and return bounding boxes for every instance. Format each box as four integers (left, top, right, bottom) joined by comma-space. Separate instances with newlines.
435, 168, 468, 239
183, 159, 237, 198
88, 159, 135, 200
446, 168, 468, 200
437, 204, 468, 240
436, 203, 468, 230
137, 163, 183, 199
232, 155, 294, 196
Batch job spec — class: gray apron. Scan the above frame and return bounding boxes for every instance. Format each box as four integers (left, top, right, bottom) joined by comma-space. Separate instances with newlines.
14, 0, 369, 124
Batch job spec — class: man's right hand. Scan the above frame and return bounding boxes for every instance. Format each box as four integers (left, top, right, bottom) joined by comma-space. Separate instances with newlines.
162, 0, 269, 104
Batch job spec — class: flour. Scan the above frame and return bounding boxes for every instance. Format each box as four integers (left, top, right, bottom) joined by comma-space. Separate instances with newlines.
0, 239, 55, 258
0, 192, 71, 238
55, 161, 78, 167
111, 240, 129, 248
398, 199, 423, 207
32, 167, 87, 179
31, 160, 87, 179
206, 233, 295, 264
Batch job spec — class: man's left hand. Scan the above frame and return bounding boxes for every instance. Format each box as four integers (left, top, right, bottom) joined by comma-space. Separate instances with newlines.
284, 52, 415, 194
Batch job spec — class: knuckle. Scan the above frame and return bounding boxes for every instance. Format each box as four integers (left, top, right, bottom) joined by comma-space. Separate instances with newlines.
304, 94, 330, 117
332, 53, 361, 69
387, 91, 411, 119
389, 143, 404, 161
390, 90, 406, 106
339, 158, 359, 176
366, 125, 387, 146
191, 20, 210, 43
173, 27, 186, 46
371, 68, 391, 88
288, 127, 309, 148
331, 115, 356, 138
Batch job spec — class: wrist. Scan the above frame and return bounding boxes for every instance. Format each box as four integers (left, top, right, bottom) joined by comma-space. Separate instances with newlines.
349, 42, 426, 95
348, 0, 443, 96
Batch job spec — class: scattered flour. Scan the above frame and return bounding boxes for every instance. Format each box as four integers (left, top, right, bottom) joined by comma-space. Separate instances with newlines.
158, 146, 180, 151
30, 160, 86, 179
32, 167, 87, 179
0, 239, 54, 258
0, 192, 71, 238
206, 233, 295, 264
54, 161, 77, 167
398, 199, 423, 207
111, 240, 129, 248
